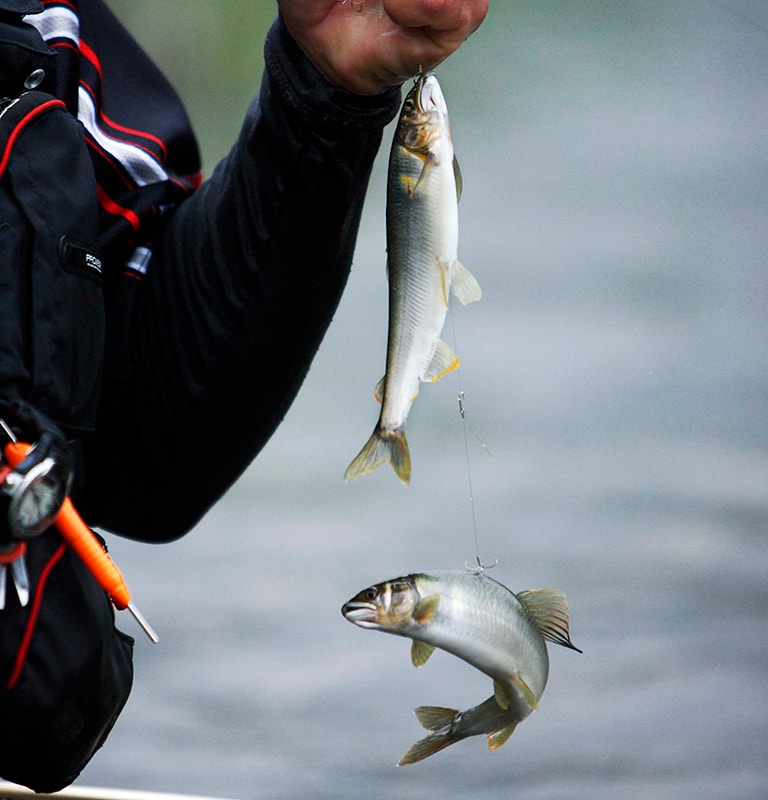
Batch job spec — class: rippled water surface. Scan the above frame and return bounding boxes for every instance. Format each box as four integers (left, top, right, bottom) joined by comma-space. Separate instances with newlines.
84, 3, 767, 798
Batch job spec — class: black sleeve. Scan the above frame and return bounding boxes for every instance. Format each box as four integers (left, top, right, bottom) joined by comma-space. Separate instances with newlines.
80, 17, 401, 541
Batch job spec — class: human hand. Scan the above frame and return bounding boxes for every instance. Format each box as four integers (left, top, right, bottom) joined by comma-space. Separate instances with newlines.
277, 0, 489, 95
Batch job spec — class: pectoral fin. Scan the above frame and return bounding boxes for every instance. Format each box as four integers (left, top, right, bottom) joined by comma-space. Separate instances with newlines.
411, 640, 436, 667
422, 340, 459, 383
401, 154, 438, 199
413, 593, 440, 624
517, 588, 583, 652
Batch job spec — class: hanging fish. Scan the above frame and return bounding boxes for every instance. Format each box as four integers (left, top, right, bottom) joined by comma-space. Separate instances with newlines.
344, 72, 481, 486
342, 570, 581, 761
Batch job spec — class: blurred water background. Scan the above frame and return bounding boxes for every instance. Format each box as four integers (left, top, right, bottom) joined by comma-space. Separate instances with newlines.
82, 2, 767, 798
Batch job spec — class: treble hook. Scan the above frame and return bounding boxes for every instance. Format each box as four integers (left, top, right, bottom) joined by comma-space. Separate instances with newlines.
464, 555, 498, 575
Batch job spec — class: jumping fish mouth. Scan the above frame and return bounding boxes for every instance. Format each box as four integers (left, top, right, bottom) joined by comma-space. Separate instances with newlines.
341, 601, 380, 628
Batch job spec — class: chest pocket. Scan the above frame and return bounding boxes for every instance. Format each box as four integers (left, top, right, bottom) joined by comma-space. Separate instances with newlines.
0, 90, 105, 433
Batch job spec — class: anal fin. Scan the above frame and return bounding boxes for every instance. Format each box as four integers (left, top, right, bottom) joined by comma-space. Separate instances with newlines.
422, 339, 459, 383
487, 721, 517, 751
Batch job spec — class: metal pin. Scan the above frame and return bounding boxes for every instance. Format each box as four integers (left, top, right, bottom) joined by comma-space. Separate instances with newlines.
10, 555, 29, 607
0, 541, 28, 608
127, 601, 159, 643
0, 418, 16, 442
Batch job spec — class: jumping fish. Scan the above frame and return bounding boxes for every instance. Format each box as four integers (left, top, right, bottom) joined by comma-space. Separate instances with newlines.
342, 570, 581, 762
344, 72, 481, 486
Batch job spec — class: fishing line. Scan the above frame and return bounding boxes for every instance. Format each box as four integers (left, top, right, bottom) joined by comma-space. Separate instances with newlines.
448, 308, 494, 572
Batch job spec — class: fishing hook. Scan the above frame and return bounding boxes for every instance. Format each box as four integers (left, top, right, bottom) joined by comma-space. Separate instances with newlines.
464, 555, 498, 575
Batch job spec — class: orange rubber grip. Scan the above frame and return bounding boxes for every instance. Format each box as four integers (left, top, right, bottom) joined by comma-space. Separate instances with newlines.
3, 441, 131, 609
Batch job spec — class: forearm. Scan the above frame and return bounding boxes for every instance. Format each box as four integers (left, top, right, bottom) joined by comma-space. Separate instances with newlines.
82, 17, 400, 540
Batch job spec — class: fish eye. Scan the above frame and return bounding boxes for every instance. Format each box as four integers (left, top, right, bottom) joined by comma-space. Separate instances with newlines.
364, 587, 378, 601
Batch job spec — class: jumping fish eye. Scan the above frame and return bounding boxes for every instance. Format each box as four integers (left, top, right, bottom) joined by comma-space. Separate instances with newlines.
364, 587, 378, 601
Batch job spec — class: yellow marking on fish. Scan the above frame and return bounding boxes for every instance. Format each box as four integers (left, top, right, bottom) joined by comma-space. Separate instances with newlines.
439, 261, 450, 309
487, 722, 517, 751
428, 358, 459, 383
400, 174, 419, 196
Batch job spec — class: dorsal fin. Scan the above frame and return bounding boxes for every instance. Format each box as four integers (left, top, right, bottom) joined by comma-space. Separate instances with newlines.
517, 589, 583, 652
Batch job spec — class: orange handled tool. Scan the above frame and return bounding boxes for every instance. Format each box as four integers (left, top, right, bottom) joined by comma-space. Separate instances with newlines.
4, 441, 158, 642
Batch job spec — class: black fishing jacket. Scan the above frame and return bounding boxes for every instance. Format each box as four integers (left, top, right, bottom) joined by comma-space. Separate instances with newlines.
0, 0, 401, 541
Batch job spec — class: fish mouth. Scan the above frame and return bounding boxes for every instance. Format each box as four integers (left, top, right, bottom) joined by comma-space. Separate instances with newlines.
341, 601, 380, 628
415, 72, 446, 116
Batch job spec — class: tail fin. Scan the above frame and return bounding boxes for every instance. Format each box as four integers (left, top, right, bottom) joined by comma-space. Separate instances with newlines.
398, 731, 458, 765
397, 706, 461, 766
414, 706, 457, 731
344, 425, 411, 485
